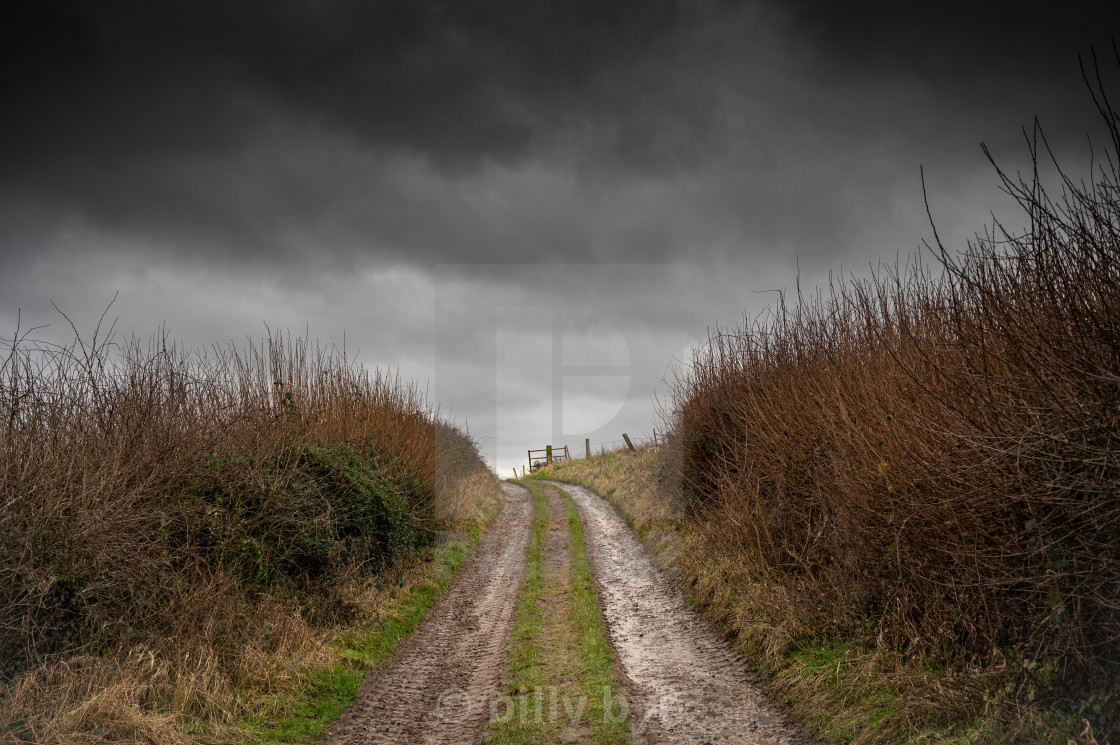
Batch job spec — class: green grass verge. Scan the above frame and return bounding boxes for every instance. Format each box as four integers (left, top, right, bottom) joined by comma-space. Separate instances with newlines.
236, 536, 477, 744
780, 639, 901, 744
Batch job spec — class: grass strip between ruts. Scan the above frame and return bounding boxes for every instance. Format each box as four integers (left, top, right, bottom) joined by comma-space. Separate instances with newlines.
489, 481, 629, 745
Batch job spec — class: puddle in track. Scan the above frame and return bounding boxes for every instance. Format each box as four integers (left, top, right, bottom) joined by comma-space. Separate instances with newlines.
551, 481, 817, 745
322, 482, 533, 745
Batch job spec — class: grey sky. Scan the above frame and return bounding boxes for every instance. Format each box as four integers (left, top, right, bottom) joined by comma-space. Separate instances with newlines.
1, 1, 1115, 475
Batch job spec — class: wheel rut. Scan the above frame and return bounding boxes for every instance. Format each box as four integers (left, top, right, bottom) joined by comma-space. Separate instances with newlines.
551, 481, 817, 745
322, 482, 533, 745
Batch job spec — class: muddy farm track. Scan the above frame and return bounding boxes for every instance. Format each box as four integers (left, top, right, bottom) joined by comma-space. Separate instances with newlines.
322, 482, 534, 745
324, 480, 814, 745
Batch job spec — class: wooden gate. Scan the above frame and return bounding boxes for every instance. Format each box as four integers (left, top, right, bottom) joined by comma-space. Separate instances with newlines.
527, 444, 570, 472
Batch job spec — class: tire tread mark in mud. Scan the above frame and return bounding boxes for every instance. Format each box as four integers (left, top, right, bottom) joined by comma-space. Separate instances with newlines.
550, 481, 818, 745
323, 482, 534, 745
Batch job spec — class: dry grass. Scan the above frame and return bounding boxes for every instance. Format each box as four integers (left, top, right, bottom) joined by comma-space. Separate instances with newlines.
0, 322, 499, 743
547, 447, 1104, 744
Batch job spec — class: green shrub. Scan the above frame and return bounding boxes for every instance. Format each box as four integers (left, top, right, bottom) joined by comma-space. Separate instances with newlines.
300, 445, 434, 573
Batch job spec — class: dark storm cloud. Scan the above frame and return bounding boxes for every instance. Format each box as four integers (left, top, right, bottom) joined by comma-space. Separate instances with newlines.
1, 0, 746, 269
2, 0, 699, 174
5, 0, 1114, 184
776, 1, 1099, 87
770, 1, 1114, 144
4, 0, 1114, 274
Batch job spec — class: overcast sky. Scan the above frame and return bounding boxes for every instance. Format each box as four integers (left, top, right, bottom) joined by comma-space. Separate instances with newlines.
1, 1, 1115, 476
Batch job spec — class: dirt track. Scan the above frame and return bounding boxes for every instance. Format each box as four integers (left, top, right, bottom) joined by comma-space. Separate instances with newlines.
321, 481, 533, 745
553, 481, 812, 745
325, 479, 813, 744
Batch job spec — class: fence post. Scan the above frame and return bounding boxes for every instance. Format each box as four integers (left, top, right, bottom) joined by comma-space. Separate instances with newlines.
546, 444, 553, 464
513, 468, 517, 479
622, 433, 635, 452
653, 429, 658, 446
564, 445, 571, 460
585, 438, 591, 458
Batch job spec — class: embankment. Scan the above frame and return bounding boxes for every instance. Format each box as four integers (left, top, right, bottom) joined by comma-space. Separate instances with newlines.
539, 79, 1120, 743
1, 329, 500, 743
